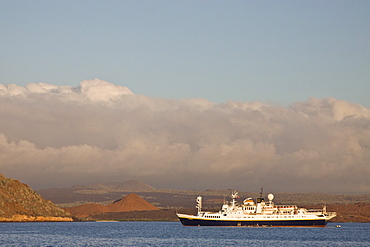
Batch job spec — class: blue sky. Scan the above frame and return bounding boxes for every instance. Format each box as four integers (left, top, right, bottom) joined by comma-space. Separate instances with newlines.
1, 0, 369, 106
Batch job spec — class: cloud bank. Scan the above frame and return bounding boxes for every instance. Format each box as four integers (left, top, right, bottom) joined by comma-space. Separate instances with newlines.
0, 79, 369, 193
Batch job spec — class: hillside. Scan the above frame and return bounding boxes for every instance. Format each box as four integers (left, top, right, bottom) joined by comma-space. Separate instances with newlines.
326, 203, 370, 223
65, 193, 159, 218
0, 173, 73, 222
90, 203, 370, 223
37, 180, 370, 208
64, 203, 108, 218
37, 181, 370, 222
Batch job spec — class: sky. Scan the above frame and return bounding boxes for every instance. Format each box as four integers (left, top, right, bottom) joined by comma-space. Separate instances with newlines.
1, 0, 369, 106
0, 1, 369, 193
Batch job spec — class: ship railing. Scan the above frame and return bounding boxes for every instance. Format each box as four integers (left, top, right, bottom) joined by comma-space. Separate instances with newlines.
306, 209, 324, 212
276, 205, 297, 209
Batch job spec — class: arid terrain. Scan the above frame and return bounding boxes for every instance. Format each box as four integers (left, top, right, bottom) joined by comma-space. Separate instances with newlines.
1, 174, 369, 223
0, 173, 73, 222
65, 193, 159, 218
37, 180, 370, 223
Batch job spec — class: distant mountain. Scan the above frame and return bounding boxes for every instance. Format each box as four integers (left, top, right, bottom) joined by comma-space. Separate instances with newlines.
37, 180, 156, 206
0, 173, 73, 222
106, 193, 159, 212
88, 180, 155, 192
65, 193, 159, 218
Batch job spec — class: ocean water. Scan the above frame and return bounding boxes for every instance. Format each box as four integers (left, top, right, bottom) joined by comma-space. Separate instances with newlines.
0, 222, 369, 246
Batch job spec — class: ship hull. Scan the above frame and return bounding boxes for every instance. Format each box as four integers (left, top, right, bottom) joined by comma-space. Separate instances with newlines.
178, 216, 328, 227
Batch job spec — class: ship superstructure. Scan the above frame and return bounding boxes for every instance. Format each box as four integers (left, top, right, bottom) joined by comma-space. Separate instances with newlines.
177, 191, 336, 227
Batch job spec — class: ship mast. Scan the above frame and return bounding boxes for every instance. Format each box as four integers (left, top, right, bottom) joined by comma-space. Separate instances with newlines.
231, 191, 239, 208
196, 196, 202, 214
256, 187, 265, 213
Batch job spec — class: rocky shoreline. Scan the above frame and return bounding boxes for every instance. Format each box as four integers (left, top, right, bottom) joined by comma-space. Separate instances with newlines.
0, 215, 73, 222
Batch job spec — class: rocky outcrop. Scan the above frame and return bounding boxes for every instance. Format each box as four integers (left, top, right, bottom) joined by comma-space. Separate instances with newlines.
0, 173, 73, 222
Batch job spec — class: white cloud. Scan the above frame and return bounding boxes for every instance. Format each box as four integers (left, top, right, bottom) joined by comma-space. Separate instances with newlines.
0, 79, 369, 193
0, 79, 133, 102
25, 82, 59, 94
79, 79, 133, 101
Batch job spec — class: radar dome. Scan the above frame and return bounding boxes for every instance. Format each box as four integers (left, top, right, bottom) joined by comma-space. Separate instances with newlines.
267, 193, 274, 201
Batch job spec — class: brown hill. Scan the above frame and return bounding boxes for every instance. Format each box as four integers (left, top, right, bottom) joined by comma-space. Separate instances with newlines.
65, 193, 159, 218
106, 193, 159, 212
0, 173, 72, 222
329, 203, 370, 223
65, 203, 108, 218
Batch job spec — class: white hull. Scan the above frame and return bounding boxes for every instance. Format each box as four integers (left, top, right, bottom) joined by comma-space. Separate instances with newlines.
177, 191, 336, 227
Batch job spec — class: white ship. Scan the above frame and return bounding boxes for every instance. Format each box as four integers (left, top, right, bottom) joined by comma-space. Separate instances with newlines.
177, 191, 336, 227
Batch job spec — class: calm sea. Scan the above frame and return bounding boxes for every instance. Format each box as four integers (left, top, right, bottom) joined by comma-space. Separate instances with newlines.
0, 222, 369, 246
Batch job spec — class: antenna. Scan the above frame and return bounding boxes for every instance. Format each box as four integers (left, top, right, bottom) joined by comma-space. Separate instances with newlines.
260, 186, 264, 197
